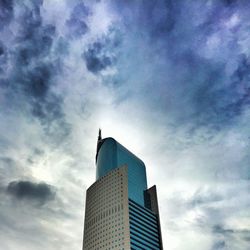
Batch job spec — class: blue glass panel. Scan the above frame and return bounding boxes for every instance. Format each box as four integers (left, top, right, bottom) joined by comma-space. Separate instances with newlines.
129, 199, 161, 250
131, 232, 160, 248
96, 138, 147, 206
130, 215, 158, 233
131, 240, 151, 250
116, 142, 147, 206
130, 221, 159, 238
129, 199, 156, 219
129, 207, 158, 225
96, 138, 117, 179
130, 224, 160, 243
131, 236, 159, 250
129, 213, 158, 230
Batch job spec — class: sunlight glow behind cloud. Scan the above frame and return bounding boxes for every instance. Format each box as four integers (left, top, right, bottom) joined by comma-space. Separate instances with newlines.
0, 0, 250, 249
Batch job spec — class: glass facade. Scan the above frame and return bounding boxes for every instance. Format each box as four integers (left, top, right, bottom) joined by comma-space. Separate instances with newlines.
129, 199, 162, 250
83, 134, 163, 249
96, 137, 147, 206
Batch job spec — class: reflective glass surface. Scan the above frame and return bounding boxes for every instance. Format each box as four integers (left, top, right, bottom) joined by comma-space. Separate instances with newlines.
96, 137, 147, 206
129, 199, 161, 250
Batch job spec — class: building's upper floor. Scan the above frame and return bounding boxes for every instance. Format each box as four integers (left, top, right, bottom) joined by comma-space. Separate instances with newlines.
96, 134, 147, 206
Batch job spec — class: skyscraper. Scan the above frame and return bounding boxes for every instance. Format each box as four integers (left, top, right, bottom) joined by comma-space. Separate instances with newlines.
83, 130, 163, 249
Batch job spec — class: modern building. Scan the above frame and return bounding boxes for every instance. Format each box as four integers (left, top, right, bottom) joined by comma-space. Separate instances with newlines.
82, 130, 163, 250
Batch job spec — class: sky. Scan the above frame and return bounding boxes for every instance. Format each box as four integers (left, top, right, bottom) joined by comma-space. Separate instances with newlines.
0, 0, 250, 249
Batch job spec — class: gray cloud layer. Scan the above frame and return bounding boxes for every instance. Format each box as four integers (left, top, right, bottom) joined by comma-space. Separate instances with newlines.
109, 0, 250, 132
7, 180, 55, 203
0, 0, 249, 249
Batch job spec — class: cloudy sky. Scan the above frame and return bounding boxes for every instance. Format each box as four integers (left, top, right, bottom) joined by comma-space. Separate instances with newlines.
0, 0, 250, 249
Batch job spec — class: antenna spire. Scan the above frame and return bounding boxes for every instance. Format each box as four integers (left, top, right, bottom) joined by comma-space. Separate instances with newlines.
98, 128, 102, 141
96, 129, 102, 163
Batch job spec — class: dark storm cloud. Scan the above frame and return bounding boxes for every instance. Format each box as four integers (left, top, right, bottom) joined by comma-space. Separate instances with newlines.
14, 63, 53, 99
176, 53, 250, 129
0, 40, 5, 57
0, 0, 71, 141
6, 181, 55, 203
223, 0, 237, 6
111, 0, 176, 38
0, 44, 3, 56
134, 0, 177, 36
83, 41, 112, 73
7, 3, 53, 93
0, 0, 14, 30
66, 2, 90, 38
0, 0, 249, 249
0, 40, 8, 74
109, 0, 250, 133
11, 55, 71, 138
11, 59, 64, 126
16, 25, 56, 62
169, 54, 228, 127
216, 54, 250, 117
